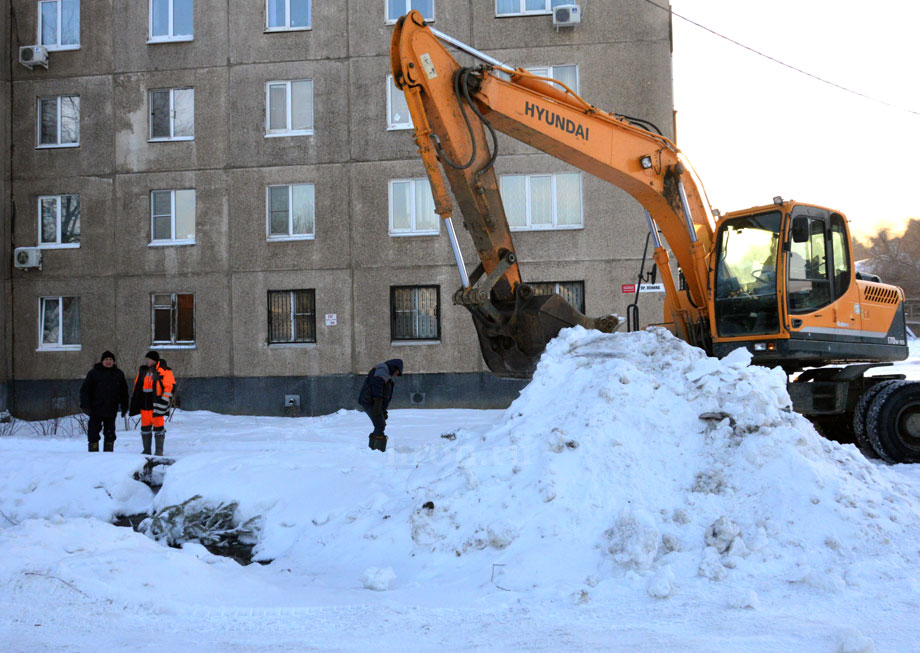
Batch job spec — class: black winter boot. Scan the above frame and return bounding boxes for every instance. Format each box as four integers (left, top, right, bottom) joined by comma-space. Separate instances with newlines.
141, 432, 152, 455
103, 439, 115, 452
154, 432, 165, 457
370, 435, 388, 452
88, 441, 99, 452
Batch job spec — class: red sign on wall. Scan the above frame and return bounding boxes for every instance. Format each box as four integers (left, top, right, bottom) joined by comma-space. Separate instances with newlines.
621, 284, 636, 294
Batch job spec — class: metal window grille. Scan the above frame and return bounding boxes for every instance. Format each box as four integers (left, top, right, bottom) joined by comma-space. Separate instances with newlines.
531, 281, 585, 313
268, 290, 316, 343
391, 285, 440, 340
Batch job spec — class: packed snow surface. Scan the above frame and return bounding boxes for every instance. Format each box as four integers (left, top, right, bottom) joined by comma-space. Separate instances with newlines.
2, 327, 920, 651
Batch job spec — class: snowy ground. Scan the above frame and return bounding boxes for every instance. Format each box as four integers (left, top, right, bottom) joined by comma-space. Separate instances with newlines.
2, 329, 920, 652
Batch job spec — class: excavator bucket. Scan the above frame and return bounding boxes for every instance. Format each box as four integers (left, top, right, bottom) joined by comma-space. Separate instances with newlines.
468, 292, 619, 378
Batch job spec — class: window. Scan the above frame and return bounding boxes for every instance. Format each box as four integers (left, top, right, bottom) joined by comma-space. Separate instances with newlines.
149, 88, 194, 141
37, 95, 79, 147
149, 0, 193, 42
39, 195, 80, 247
266, 0, 310, 30
788, 215, 831, 313
389, 179, 439, 236
497, 64, 579, 93
39, 0, 80, 50
152, 293, 195, 345
386, 0, 433, 24
387, 75, 413, 130
39, 296, 80, 350
267, 184, 315, 239
829, 214, 851, 299
391, 286, 440, 341
266, 80, 314, 136
268, 290, 316, 343
499, 173, 583, 230
531, 281, 585, 313
496, 0, 568, 16
150, 189, 196, 245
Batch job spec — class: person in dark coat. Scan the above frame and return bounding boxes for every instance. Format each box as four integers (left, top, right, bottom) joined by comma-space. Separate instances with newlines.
357, 359, 403, 452
79, 350, 129, 452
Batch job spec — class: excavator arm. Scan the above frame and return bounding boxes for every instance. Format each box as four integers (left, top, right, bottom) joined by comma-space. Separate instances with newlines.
390, 11, 716, 377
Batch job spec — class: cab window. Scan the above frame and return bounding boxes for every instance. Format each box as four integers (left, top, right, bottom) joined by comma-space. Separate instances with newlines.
830, 214, 851, 298
788, 216, 831, 312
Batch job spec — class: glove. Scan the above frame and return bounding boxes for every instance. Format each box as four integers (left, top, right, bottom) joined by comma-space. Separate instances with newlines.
383, 410, 389, 420
152, 397, 170, 416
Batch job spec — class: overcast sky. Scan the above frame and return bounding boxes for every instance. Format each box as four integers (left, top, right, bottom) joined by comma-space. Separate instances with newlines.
668, 0, 920, 241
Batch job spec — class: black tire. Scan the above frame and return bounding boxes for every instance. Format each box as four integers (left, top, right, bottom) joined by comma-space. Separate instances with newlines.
852, 380, 902, 458
865, 380, 920, 464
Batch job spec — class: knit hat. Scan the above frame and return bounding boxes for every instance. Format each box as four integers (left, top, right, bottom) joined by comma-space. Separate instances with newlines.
145, 350, 160, 363
100, 350, 116, 362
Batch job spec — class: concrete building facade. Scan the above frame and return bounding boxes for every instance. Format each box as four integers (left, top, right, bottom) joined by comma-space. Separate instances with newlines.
4, 0, 672, 418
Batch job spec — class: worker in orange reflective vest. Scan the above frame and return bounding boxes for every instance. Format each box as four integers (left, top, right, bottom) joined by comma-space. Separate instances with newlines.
129, 350, 176, 456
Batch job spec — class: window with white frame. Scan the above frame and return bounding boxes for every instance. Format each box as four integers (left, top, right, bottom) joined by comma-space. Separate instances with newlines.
496, 0, 568, 16
268, 289, 316, 343
37, 95, 79, 147
149, 88, 194, 141
386, 0, 433, 24
267, 183, 315, 239
39, 0, 80, 50
531, 280, 585, 313
149, 0, 193, 42
527, 64, 578, 93
391, 285, 440, 341
39, 194, 80, 247
500, 172, 583, 230
266, 80, 314, 136
387, 75, 412, 130
152, 293, 195, 345
266, 0, 310, 30
39, 296, 80, 350
389, 179, 439, 236
150, 189, 196, 244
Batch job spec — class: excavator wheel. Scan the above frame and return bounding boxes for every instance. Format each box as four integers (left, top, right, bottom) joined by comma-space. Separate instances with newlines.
865, 380, 920, 464
851, 380, 902, 459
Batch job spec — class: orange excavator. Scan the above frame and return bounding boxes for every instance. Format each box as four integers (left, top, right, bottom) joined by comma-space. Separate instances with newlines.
390, 10, 918, 463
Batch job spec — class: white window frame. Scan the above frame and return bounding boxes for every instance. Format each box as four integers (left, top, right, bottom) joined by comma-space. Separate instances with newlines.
38, 0, 80, 51
500, 172, 584, 231
266, 183, 316, 241
148, 0, 194, 43
38, 194, 80, 248
495, 0, 566, 16
37, 296, 81, 351
149, 189, 196, 246
388, 179, 440, 237
148, 87, 195, 142
527, 64, 579, 93
151, 292, 196, 347
265, 80, 314, 137
386, 75, 413, 130
36, 95, 80, 148
265, 0, 311, 31
385, 0, 435, 25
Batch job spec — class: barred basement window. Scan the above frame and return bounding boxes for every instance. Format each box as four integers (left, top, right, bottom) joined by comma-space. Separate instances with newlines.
152, 293, 195, 345
391, 285, 439, 341
268, 289, 316, 343
531, 280, 585, 313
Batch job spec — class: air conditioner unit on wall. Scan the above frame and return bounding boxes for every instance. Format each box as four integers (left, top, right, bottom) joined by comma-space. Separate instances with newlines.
14, 247, 43, 270
553, 4, 581, 27
19, 45, 49, 69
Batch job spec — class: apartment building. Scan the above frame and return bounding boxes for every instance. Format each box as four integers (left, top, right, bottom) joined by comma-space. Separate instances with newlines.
1, 0, 673, 418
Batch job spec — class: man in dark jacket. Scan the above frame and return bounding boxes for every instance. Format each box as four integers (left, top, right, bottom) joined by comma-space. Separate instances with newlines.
80, 351, 129, 452
357, 359, 403, 452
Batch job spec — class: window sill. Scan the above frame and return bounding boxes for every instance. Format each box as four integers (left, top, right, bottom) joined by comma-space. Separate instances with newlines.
268, 342, 317, 348
264, 27, 312, 33
496, 12, 551, 17
389, 230, 440, 237
151, 344, 196, 350
391, 340, 440, 346
267, 235, 315, 242
149, 240, 196, 247
386, 124, 413, 131
43, 44, 80, 52
265, 130, 314, 138
148, 137, 195, 143
36, 345, 81, 352
510, 224, 584, 232
147, 37, 194, 44
36, 143, 79, 149
38, 243, 80, 249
